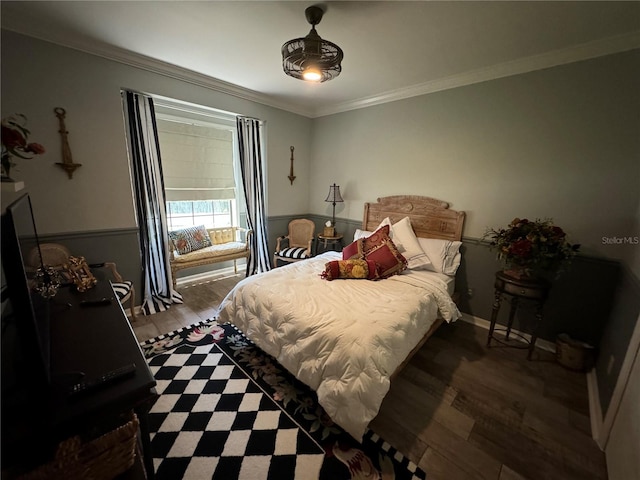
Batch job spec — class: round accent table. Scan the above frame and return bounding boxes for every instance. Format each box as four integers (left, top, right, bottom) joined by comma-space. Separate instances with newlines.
317, 234, 344, 253
486, 270, 551, 360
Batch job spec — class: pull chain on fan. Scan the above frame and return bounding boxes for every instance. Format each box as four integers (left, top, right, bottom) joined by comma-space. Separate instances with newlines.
282, 6, 344, 82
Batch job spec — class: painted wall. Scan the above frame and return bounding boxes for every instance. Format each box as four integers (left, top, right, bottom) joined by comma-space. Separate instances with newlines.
0, 30, 313, 232
310, 50, 640, 272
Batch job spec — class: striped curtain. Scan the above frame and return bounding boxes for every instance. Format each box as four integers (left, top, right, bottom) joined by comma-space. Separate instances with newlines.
122, 90, 183, 315
236, 116, 270, 275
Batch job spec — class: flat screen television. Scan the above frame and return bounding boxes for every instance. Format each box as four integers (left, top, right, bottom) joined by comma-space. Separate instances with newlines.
1, 193, 51, 390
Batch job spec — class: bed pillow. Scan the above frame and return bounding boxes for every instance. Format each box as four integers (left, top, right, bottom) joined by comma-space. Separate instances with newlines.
342, 239, 364, 260
342, 224, 406, 278
321, 259, 380, 281
365, 240, 408, 278
417, 238, 463, 276
375, 217, 434, 271
169, 225, 212, 254
353, 229, 373, 241
343, 224, 391, 260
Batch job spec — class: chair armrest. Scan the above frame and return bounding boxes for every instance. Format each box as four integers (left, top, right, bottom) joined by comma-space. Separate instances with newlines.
244, 229, 253, 248
89, 262, 124, 282
103, 262, 124, 282
275, 235, 289, 252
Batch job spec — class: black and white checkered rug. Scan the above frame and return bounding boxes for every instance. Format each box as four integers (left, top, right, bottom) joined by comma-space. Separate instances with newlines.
142, 320, 426, 480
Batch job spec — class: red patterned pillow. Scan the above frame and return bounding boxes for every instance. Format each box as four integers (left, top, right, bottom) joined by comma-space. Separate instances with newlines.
342, 239, 363, 260
362, 224, 391, 254
321, 259, 381, 281
342, 224, 391, 260
365, 240, 408, 278
341, 225, 406, 278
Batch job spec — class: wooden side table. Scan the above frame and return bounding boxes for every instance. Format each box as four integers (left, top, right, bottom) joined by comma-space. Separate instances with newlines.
317, 234, 343, 253
486, 270, 551, 360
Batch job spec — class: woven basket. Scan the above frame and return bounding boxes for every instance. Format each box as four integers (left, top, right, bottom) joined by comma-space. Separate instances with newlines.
19, 412, 139, 480
556, 334, 594, 371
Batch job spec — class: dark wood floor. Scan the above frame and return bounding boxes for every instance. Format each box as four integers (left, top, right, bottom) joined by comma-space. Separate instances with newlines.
132, 270, 607, 480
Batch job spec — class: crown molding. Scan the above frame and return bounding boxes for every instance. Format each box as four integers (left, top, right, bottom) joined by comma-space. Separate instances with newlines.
311, 30, 640, 118
5, 26, 639, 119
1, 27, 315, 118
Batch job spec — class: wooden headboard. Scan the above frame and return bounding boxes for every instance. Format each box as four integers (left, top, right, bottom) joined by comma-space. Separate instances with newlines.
363, 195, 465, 241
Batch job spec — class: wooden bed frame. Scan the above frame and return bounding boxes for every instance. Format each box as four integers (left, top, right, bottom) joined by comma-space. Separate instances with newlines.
362, 195, 465, 380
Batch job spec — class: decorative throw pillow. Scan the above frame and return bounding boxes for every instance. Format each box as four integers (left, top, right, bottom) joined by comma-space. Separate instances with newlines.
341, 224, 406, 278
321, 259, 380, 281
169, 225, 212, 255
342, 224, 391, 260
376, 217, 433, 271
361, 224, 392, 254
342, 239, 364, 260
365, 240, 408, 278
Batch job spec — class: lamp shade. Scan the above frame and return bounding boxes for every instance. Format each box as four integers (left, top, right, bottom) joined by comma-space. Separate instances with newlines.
325, 184, 343, 204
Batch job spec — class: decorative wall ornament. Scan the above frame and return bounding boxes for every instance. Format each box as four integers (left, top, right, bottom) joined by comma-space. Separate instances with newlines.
288, 146, 296, 185
54, 107, 82, 179
63, 256, 97, 292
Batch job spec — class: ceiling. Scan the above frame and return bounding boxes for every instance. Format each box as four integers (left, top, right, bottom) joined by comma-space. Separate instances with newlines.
2, 1, 640, 118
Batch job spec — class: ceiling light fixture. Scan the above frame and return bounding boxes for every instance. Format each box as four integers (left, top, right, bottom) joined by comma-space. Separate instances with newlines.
282, 5, 344, 83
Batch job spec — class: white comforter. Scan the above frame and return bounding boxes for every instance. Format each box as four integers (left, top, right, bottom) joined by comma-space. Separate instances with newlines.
217, 251, 460, 440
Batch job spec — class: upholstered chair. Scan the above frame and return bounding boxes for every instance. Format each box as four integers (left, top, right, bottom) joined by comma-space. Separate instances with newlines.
273, 219, 316, 267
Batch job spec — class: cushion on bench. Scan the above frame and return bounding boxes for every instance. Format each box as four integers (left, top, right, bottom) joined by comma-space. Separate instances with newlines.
169, 225, 212, 254
172, 242, 248, 264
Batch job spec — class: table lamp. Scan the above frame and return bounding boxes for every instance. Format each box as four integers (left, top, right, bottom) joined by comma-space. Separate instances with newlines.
324, 183, 343, 236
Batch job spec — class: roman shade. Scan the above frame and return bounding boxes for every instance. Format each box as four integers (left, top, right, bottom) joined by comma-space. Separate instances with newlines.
156, 119, 236, 201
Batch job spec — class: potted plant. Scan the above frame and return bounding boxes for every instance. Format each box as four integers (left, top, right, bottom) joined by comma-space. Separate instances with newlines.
484, 218, 580, 279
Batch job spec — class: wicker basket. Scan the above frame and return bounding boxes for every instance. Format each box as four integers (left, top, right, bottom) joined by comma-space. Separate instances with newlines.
19, 412, 139, 480
556, 334, 594, 372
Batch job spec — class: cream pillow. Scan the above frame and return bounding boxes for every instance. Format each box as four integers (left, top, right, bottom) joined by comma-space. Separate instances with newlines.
353, 229, 373, 241
376, 217, 433, 270
417, 237, 463, 276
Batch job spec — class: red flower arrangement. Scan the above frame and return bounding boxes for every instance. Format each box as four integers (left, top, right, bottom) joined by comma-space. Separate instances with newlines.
1, 113, 46, 181
484, 218, 580, 277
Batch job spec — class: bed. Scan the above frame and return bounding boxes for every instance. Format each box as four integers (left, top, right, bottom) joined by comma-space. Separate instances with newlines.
217, 195, 465, 441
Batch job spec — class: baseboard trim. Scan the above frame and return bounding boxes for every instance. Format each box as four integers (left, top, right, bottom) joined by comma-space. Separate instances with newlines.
458, 312, 556, 353
587, 368, 605, 450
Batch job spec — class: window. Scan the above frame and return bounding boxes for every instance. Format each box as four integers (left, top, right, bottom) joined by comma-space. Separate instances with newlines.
153, 102, 245, 232
166, 199, 234, 230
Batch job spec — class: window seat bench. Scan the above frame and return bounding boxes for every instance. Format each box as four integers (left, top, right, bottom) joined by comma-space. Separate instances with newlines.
169, 227, 252, 287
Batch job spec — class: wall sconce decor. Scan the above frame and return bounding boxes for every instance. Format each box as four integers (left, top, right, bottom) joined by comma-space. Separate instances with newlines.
54, 107, 82, 179
288, 146, 296, 185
